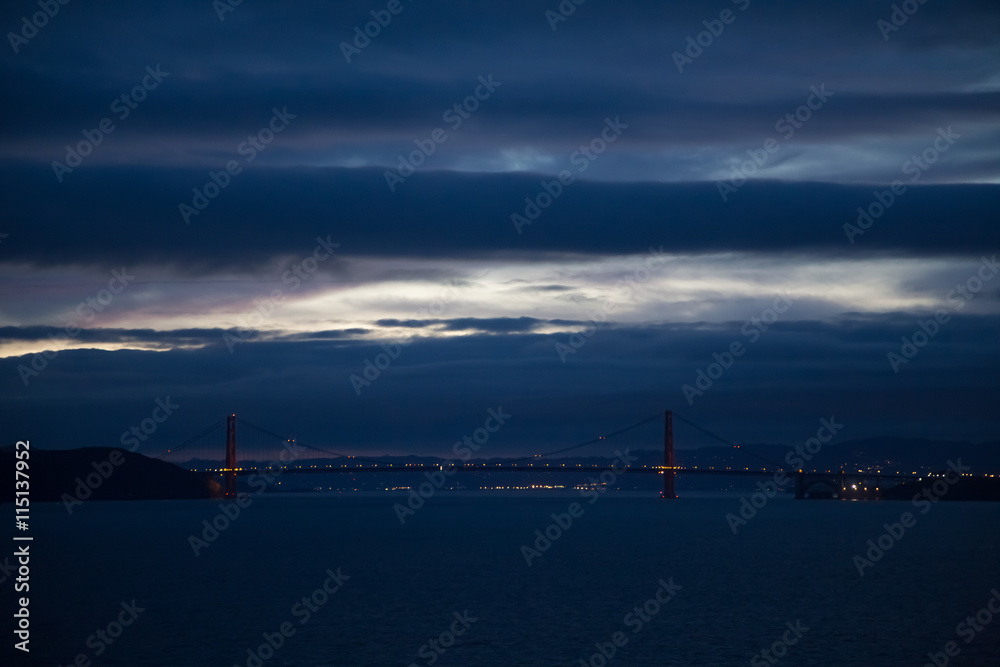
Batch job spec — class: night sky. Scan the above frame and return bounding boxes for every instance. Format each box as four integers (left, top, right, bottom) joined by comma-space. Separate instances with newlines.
2, 0, 998, 456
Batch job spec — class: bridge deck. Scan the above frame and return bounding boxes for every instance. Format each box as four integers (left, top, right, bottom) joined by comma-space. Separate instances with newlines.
203, 464, 925, 482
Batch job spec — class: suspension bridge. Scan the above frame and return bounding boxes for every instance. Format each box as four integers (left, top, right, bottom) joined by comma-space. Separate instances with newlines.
156, 410, 929, 500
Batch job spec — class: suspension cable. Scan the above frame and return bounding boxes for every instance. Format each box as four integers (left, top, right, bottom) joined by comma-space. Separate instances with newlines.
673, 412, 785, 469
239, 418, 385, 465
153, 419, 224, 460
509, 412, 662, 463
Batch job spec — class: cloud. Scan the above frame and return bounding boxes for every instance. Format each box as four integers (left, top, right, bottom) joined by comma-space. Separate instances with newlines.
1, 1, 997, 182
374, 317, 551, 333
0, 325, 222, 344
2, 166, 998, 271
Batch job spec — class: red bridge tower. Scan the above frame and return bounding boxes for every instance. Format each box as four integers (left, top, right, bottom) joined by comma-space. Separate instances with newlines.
663, 410, 676, 499
225, 414, 237, 497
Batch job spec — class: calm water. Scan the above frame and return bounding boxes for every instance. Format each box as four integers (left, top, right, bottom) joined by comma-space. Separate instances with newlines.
13, 494, 1000, 666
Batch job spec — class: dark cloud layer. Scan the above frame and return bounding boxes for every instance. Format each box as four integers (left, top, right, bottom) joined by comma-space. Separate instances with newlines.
2, 0, 998, 182
2, 166, 998, 269
0, 325, 222, 344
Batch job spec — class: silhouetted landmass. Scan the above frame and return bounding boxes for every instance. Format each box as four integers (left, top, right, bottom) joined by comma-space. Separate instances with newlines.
0, 447, 220, 504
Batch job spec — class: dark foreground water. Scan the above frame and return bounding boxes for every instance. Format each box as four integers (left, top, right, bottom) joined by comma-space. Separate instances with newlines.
9, 494, 1000, 666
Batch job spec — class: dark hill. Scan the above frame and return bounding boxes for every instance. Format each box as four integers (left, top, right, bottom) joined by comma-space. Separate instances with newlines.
1, 447, 220, 505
